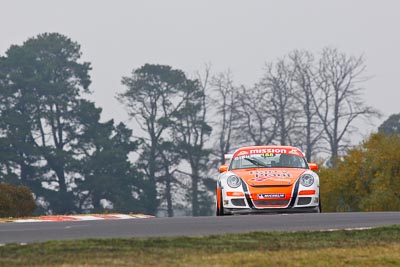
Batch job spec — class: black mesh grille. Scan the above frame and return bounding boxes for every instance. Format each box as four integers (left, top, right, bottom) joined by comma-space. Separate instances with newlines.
231, 198, 246, 206
253, 199, 290, 207
297, 197, 312, 205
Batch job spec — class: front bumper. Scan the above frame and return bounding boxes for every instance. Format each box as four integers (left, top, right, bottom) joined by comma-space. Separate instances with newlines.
223, 205, 320, 215
217, 173, 320, 215
220, 187, 320, 214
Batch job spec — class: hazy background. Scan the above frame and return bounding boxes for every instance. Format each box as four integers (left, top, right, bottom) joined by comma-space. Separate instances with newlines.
1, 0, 399, 141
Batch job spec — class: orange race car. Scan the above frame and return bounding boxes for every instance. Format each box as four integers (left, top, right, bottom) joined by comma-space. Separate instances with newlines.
216, 145, 321, 215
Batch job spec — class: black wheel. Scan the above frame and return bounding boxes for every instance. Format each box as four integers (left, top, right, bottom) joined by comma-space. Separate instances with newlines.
318, 200, 322, 213
316, 194, 322, 213
216, 191, 225, 216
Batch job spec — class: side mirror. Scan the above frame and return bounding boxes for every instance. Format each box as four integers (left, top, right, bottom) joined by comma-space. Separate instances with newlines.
308, 163, 319, 171
219, 165, 229, 173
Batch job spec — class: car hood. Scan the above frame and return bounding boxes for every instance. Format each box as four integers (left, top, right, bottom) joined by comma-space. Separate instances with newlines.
231, 168, 307, 186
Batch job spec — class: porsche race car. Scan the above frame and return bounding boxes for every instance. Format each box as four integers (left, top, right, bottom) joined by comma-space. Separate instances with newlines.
216, 146, 321, 215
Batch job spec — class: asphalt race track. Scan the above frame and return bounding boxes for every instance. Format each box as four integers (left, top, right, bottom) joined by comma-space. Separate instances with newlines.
1, 212, 400, 244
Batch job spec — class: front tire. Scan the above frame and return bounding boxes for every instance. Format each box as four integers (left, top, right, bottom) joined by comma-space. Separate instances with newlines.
318, 201, 322, 213
216, 190, 225, 216
315, 194, 322, 213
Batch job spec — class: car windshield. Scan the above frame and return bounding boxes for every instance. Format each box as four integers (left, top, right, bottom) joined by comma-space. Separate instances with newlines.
230, 153, 308, 170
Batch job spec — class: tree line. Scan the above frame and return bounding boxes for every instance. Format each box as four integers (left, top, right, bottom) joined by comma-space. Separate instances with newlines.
0, 32, 382, 216
321, 130, 400, 212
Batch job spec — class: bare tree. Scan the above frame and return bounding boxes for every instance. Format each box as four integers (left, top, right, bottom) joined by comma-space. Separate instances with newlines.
208, 71, 240, 165
258, 59, 300, 146
235, 84, 278, 146
289, 50, 325, 161
313, 48, 380, 164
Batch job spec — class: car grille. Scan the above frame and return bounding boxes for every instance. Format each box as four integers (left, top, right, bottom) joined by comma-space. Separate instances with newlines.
297, 197, 312, 205
253, 199, 290, 207
231, 198, 246, 206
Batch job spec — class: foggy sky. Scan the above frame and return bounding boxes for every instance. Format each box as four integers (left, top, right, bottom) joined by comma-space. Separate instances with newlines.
1, 0, 399, 142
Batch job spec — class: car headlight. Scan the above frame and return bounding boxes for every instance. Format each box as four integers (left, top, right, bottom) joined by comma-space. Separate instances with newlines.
300, 174, 314, 187
227, 175, 242, 188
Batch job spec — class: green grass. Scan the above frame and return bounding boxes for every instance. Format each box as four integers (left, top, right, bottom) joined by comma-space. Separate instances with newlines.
1, 225, 400, 266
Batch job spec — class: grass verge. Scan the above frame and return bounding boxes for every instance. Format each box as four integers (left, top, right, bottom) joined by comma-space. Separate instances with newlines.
1, 225, 399, 266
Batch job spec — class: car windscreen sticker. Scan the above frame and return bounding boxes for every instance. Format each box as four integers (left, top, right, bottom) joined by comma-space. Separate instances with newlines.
249, 148, 287, 154
236, 151, 249, 156
261, 153, 275, 157
233, 147, 302, 159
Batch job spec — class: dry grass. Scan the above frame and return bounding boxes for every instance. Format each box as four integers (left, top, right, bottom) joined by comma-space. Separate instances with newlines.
0, 225, 399, 267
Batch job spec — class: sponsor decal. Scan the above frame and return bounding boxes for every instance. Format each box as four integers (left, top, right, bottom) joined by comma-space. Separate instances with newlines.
258, 193, 286, 199
250, 148, 287, 154
237, 151, 249, 156
249, 170, 292, 182
288, 149, 300, 155
250, 170, 291, 177
233, 155, 251, 160
262, 153, 275, 157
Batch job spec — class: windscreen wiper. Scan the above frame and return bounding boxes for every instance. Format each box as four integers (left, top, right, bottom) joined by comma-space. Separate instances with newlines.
244, 157, 268, 167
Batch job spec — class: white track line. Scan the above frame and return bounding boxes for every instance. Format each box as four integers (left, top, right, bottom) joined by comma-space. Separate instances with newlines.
321, 227, 373, 232
13, 214, 154, 223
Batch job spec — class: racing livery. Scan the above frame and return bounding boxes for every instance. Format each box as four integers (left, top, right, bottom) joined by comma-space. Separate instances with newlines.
216, 146, 321, 215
